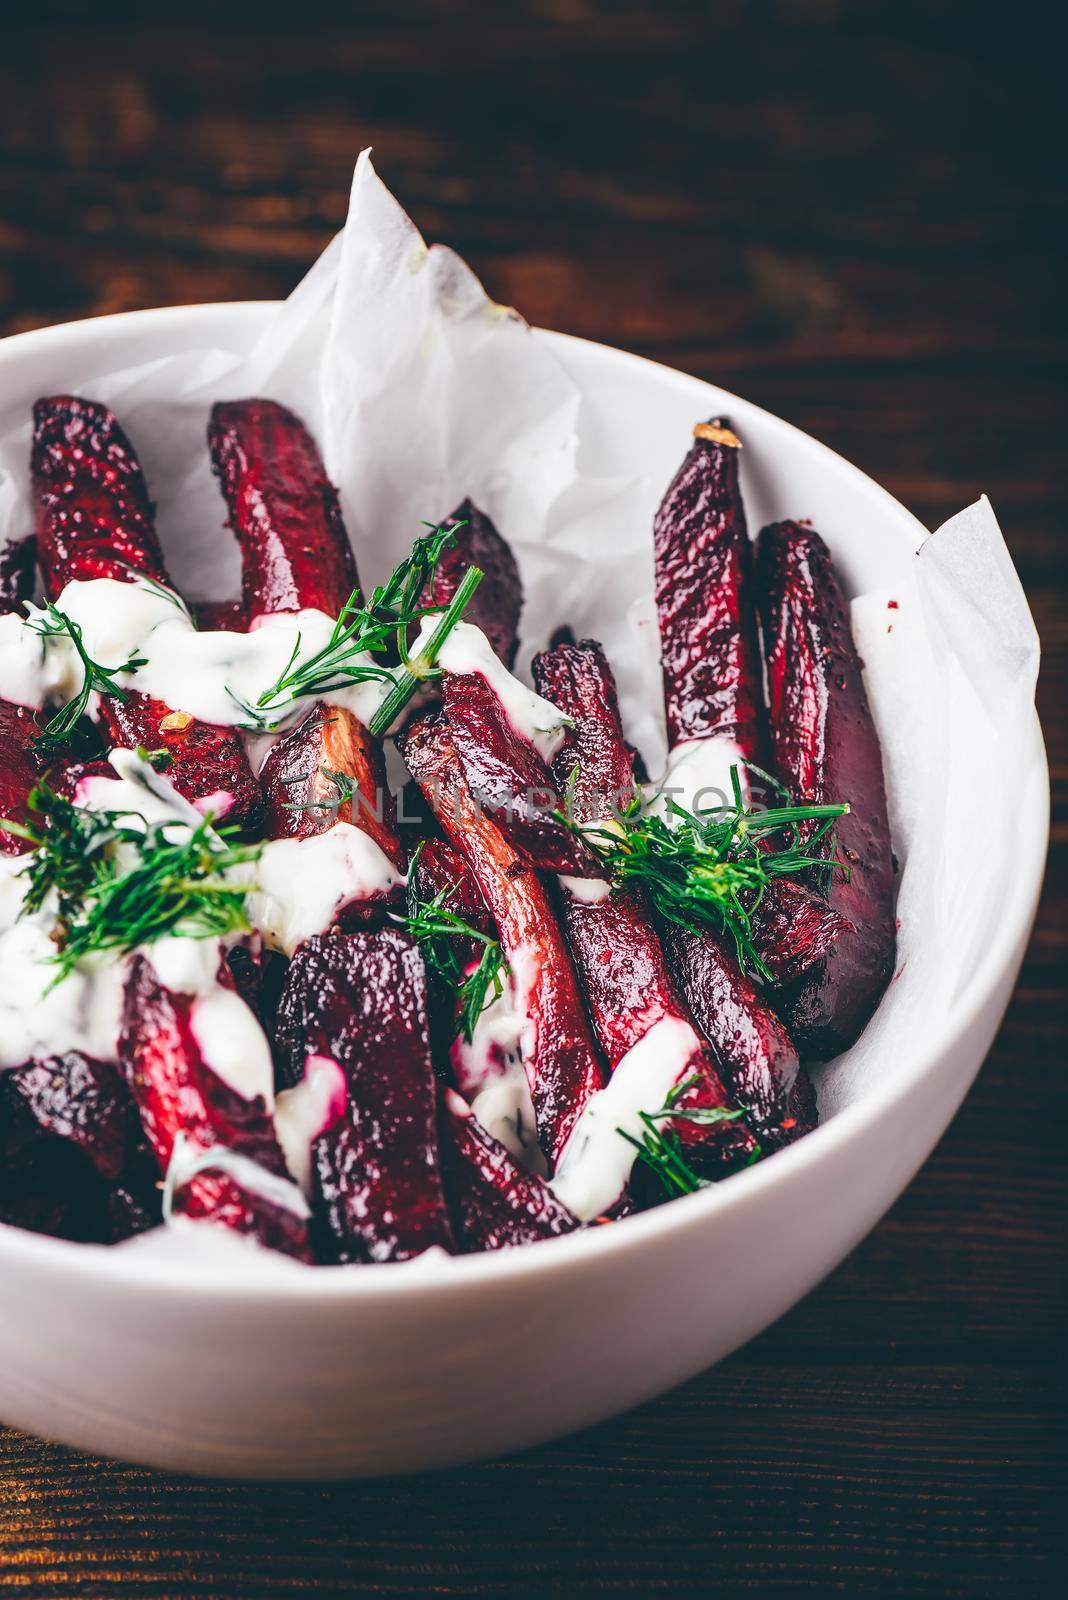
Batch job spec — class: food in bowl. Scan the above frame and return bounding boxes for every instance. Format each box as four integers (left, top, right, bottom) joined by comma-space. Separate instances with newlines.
0, 393, 895, 1263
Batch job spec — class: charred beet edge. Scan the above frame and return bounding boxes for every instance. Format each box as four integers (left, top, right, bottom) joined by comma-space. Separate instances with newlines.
31, 396, 264, 831
0, 700, 44, 854
400, 713, 605, 1167
653, 419, 763, 751
0, 1052, 161, 1243
430, 500, 523, 668
441, 671, 597, 876
756, 520, 896, 1057
533, 639, 756, 1177
274, 929, 454, 1264
439, 1089, 579, 1250
209, 398, 360, 620
0, 535, 37, 612
652, 418, 847, 986
119, 955, 313, 1260
259, 701, 404, 866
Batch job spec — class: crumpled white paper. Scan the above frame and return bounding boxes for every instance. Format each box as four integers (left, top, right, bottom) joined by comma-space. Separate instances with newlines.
0, 152, 1042, 1268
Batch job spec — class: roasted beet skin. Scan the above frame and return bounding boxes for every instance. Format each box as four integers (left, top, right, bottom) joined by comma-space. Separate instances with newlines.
100, 689, 264, 832
430, 500, 523, 668
441, 670, 597, 875
756, 520, 896, 1057
533, 639, 756, 1176
31, 396, 264, 832
653, 420, 764, 751
259, 701, 403, 868
275, 929, 455, 1264
439, 1090, 579, 1251
192, 598, 246, 632
0, 700, 43, 853
32, 396, 170, 592
0, 1052, 161, 1243
401, 713, 605, 1166
0, 535, 37, 612
119, 956, 312, 1259
209, 398, 359, 620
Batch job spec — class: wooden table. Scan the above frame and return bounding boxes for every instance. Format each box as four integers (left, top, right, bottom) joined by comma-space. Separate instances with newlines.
0, 4, 1062, 1594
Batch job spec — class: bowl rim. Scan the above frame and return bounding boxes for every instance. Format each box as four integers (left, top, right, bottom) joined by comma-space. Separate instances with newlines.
0, 301, 1049, 1300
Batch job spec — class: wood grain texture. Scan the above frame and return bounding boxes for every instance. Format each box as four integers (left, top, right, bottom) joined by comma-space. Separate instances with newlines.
0, 2, 1063, 1594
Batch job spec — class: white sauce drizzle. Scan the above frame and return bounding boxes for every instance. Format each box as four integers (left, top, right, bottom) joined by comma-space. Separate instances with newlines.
642, 735, 749, 824
417, 617, 572, 764
558, 872, 611, 904
450, 943, 546, 1174
549, 1015, 703, 1221
274, 1053, 348, 1196
162, 1133, 311, 1223
245, 824, 403, 958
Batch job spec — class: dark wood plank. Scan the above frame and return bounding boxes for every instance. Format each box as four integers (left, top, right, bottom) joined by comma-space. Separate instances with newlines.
0, 2, 1063, 1595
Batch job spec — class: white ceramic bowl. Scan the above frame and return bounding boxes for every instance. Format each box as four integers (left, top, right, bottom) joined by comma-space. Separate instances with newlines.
0, 304, 1048, 1478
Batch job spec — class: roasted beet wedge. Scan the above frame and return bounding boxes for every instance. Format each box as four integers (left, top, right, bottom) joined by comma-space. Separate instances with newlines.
100, 689, 263, 828
0, 700, 42, 853
756, 521, 896, 1057
274, 929, 454, 1264
32, 396, 263, 831
652, 419, 846, 985
32, 396, 170, 591
119, 955, 313, 1260
409, 837, 498, 1070
439, 1089, 579, 1251
532, 640, 756, 1176
401, 713, 605, 1167
653, 420, 763, 750
209, 398, 359, 620
0, 535, 36, 612
430, 500, 523, 667
259, 701, 403, 865
0, 1052, 161, 1243
660, 921, 809, 1147
441, 670, 597, 876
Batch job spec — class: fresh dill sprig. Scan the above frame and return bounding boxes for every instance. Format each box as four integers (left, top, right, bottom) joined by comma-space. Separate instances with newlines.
0, 782, 260, 983
231, 521, 481, 734
395, 853, 508, 1043
280, 766, 360, 817
26, 604, 146, 752
576, 764, 848, 982
618, 1074, 750, 1197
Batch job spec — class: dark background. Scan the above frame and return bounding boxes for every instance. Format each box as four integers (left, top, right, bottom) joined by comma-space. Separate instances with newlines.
0, 2, 1063, 1595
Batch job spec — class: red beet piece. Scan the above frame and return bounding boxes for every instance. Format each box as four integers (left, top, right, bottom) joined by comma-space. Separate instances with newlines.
652, 418, 847, 986
430, 500, 523, 668
209, 398, 359, 621
441, 670, 598, 875
439, 1089, 580, 1251
532, 639, 756, 1177
0, 1052, 161, 1244
0, 700, 43, 854
192, 598, 246, 632
0, 535, 36, 612
259, 701, 404, 868
400, 713, 604, 1167
119, 955, 313, 1260
274, 929, 455, 1264
756, 521, 896, 1057
653, 419, 764, 750
31, 396, 264, 831
32, 396, 169, 591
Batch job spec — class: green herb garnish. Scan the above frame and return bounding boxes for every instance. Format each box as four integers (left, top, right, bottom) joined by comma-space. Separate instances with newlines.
26, 604, 146, 753
0, 781, 260, 983
281, 767, 359, 817
618, 1074, 751, 1197
576, 765, 848, 982
396, 849, 508, 1043
230, 521, 481, 735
